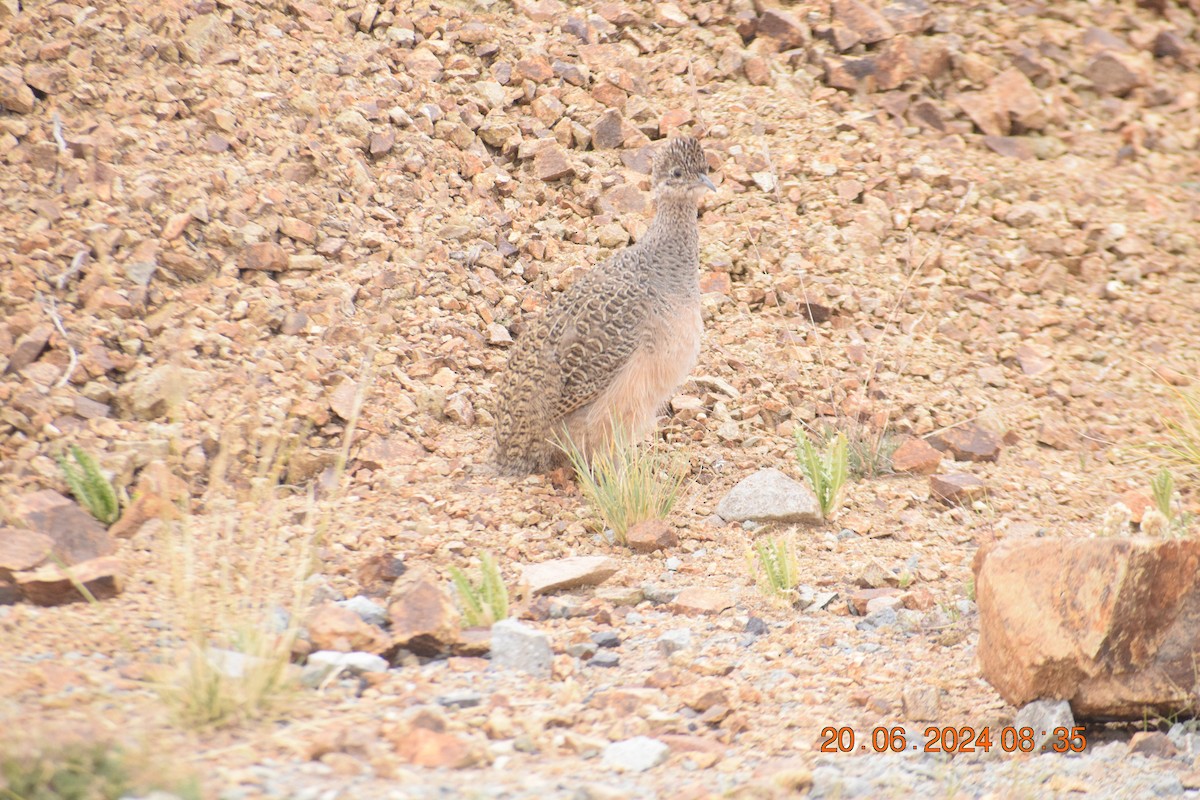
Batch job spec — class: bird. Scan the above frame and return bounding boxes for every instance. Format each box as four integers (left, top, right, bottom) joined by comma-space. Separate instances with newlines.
493, 136, 715, 476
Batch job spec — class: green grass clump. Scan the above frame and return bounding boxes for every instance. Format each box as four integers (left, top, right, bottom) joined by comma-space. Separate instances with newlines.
747, 534, 802, 604
795, 429, 849, 519
449, 550, 509, 627
558, 426, 686, 545
0, 740, 200, 800
56, 445, 119, 525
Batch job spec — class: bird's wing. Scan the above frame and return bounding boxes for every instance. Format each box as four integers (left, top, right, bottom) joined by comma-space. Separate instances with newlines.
541, 257, 651, 419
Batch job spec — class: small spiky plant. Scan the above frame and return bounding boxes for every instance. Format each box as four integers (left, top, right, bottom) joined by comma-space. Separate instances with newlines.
56, 445, 119, 524
747, 534, 802, 604
558, 426, 686, 545
449, 551, 509, 627
795, 429, 849, 519
1145, 467, 1192, 537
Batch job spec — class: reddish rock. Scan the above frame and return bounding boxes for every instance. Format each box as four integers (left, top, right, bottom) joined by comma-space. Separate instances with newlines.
974, 537, 1200, 719
657, 107, 696, 136
308, 602, 389, 653
107, 491, 173, 539
280, 216, 317, 243
404, 48, 444, 82
239, 242, 288, 271
0, 65, 35, 114
515, 56, 554, 83
522, 556, 619, 594
929, 473, 987, 504
1086, 52, 1145, 96
743, 56, 772, 86
927, 422, 1001, 463
590, 109, 629, 149
832, 0, 895, 43
901, 684, 941, 721
625, 520, 677, 553
385, 709, 485, 769
5, 324, 53, 373
699, 271, 732, 295
670, 587, 734, 616
956, 68, 1045, 136
1014, 344, 1053, 376
1128, 731, 1177, 759
983, 135, 1035, 160
0, 528, 54, 574
12, 489, 115, 563
848, 587, 903, 615
515, 0, 566, 23
369, 130, 395, 155
15, 555, 123, 606
1120, 491, 1154, 525
872, 37, 917, 91
1153, 30, 1186, 60
682, 679, 728, 712
1036, 414, 1077, 450
533, 145, 575, 182
388, 568, 461, 656
901, 586, 935, 610
891, 436, 942, 474
756, 8, 808, 49
881, 0, 933, 34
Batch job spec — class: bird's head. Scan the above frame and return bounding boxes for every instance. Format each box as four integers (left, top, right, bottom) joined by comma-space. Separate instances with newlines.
651, 136, 716, 202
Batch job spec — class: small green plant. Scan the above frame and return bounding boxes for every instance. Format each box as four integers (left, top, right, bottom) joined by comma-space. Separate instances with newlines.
558, 426, 686, 544
795, 429, 849, 519
449, 550, 509, 627
1151, 467, 1175, 520
747, 534, 801, 604
56, 445, 119, 524
0, 740, 200, 800
1144, 467, 1193, 537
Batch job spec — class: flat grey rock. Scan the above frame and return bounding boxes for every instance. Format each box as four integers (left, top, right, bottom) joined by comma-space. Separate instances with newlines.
1015, 699, 1074, 754
490, 618, 552, 678
715, 468, 822, 524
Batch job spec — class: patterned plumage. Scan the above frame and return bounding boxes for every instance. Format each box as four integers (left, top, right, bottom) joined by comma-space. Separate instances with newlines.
494, 137, 715, 476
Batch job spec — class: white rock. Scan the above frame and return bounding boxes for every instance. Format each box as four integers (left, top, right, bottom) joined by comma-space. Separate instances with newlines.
602, 736, 670, 772
715, 468, 822, 524
307, 650, 389, 674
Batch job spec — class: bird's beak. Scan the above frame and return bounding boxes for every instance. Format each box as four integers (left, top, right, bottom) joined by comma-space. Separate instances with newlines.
699, 174, 716, 192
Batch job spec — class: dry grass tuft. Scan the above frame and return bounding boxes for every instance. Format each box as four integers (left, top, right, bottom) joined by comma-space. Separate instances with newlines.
156, 354, 373, 728
558, 425, 687, 545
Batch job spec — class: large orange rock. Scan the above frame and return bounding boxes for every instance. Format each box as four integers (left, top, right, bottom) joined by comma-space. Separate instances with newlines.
974, 537, 1200, 720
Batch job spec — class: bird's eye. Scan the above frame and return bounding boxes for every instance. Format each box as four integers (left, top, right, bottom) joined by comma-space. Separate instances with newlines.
672, 167, 683, 178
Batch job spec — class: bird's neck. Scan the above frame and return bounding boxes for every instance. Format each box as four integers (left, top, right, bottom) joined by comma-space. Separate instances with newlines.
642, 193, 700, 286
